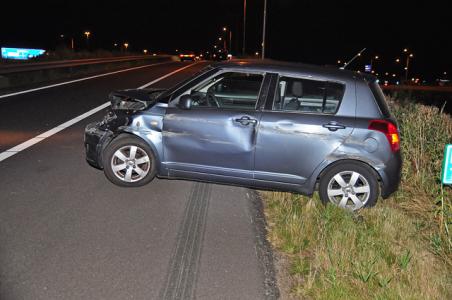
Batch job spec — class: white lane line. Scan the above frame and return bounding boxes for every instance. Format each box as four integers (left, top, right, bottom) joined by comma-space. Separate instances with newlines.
0, 61, 172, 100
0, 63, 199, 162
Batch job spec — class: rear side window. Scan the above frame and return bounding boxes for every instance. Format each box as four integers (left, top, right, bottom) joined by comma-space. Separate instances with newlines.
369, 81, 391, 117
273, 76, 345, 114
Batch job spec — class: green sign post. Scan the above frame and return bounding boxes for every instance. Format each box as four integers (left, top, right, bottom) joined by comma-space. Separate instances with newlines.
441, 144, 452, 185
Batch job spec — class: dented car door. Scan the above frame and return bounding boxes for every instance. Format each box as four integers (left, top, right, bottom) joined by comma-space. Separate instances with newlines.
162, 108, 260, 178
162, 71, 268, 179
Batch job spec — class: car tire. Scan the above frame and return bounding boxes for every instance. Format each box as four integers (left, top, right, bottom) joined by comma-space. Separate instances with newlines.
102, 135, 156, 187
319, 161, 379, 211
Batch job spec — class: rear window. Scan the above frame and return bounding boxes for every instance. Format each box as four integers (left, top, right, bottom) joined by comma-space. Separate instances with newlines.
369, 81, 391, 118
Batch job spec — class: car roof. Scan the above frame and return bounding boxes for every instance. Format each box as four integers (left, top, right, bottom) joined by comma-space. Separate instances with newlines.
210, 59, 375, 82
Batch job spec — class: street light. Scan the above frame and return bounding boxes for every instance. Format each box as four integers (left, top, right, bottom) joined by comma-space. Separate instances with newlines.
124, 43, 129, 52
84, 31, 91, 49
370, 55, 379, 72
261, 0, 267, 59
222, 26, 233, 55
243, 0, 247, 55
403, 49, 414, 81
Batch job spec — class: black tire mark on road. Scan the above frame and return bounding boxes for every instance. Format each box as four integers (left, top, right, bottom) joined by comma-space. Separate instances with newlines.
159, 182, 211, 300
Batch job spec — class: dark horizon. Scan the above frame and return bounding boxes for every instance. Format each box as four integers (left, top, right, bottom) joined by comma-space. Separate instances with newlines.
1, 0, 451, 81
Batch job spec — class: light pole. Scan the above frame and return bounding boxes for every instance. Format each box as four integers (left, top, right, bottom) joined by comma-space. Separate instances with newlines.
370, 55, 379, 72
397, 49, 414, 82
84, 31, 91, 50
405, 53, 414, 82
223, 27, 232, 55
261, 0, 267, 59
242, 0, 246, 56
218, 37, 226, 52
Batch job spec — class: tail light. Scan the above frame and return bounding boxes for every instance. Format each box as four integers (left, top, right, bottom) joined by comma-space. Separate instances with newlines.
179, 54, 183, 58
368, 119, 400, 152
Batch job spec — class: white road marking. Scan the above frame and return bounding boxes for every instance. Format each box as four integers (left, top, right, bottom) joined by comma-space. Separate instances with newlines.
0, 62, 199, 162
0, 61, 171, 100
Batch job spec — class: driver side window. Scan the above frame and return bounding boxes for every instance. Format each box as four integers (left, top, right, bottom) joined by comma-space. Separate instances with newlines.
190, 72, 264, 110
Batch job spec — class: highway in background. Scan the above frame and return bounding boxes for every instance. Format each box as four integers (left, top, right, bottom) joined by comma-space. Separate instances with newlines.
0, 61, 277, 299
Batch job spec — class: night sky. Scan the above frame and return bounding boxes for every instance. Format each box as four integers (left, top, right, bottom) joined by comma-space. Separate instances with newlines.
1, 0, 451, 81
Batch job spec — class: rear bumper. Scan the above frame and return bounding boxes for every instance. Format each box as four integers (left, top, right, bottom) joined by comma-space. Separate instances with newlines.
378, 151, 402, 198
84, 122, 113, 169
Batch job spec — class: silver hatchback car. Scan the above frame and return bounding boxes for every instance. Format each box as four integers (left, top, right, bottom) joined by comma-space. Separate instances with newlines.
85, 60, 402, 210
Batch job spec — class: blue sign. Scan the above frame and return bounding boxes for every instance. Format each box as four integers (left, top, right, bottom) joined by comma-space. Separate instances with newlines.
365, 64, 372, 72
1, 47, 45, 60
442, 144, 452, 185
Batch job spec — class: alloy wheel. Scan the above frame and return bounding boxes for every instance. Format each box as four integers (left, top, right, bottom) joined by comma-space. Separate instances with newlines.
326, 171, 371, 210
110, 145, 151, 182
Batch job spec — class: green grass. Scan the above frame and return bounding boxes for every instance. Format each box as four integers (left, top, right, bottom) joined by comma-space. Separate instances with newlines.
262, 99, 452, 299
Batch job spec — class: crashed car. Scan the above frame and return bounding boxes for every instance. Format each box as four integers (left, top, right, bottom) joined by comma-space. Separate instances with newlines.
84, 60, 402, 210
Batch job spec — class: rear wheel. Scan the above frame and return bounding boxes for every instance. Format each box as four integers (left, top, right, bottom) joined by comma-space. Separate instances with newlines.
319, 162, 379, 211
102, 135, 156, 187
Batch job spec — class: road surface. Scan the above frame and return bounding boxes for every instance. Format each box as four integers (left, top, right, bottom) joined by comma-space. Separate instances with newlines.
0, 61, 278, 299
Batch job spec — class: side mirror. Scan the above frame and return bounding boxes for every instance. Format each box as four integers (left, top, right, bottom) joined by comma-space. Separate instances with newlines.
178, 94, 192, 110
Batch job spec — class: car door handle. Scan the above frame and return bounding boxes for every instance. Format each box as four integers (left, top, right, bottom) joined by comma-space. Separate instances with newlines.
234, 116, 257, 126
322, 121, 346, 131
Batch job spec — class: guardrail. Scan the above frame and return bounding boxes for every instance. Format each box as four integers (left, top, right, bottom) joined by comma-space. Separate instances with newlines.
0, 55, 176, 89
0, 55, 172, 75
382, 84, 452, 114
381, 85, 452, 93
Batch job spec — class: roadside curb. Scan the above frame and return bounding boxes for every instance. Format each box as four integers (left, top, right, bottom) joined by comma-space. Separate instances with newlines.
247, 190, 280, 299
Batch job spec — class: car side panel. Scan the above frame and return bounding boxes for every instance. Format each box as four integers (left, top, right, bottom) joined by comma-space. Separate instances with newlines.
254, 113, 355, 184
162, 108, 260, 178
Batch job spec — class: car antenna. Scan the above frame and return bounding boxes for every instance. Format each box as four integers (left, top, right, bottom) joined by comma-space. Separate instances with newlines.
340, 48, 366, 70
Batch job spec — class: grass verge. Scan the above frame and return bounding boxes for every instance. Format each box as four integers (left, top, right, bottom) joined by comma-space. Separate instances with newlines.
261, 99, 452, 299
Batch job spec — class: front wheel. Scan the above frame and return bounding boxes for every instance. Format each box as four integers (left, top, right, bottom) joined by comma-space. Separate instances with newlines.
102, 135, 156, 187
319, 162, 379, 211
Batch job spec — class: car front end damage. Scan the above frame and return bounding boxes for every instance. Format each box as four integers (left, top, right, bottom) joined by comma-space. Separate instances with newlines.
84, 89, 164, 169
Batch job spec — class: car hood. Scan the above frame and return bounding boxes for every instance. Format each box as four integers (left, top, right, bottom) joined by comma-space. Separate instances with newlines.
109, 88, 166, 111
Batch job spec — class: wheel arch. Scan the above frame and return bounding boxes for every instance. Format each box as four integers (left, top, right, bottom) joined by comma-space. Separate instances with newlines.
310, 158, 383, 194
103, 131, 162, 172
317, 159, 381, 181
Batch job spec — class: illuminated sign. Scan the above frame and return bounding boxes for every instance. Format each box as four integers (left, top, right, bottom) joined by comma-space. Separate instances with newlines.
1, 47, 46, 60
365, 64, 372, 72
442, 144, 452, 185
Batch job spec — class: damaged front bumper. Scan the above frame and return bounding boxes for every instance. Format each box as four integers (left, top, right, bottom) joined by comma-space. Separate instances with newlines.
84, 110, 130, 169
84, 122, 114, 169
84, 88, 165, 169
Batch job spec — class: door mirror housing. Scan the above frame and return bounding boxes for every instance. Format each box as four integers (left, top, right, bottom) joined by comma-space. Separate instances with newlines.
178, 94, 192, 110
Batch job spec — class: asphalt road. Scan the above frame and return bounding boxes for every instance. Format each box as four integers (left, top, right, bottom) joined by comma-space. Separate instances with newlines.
0, 61, 277, 299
